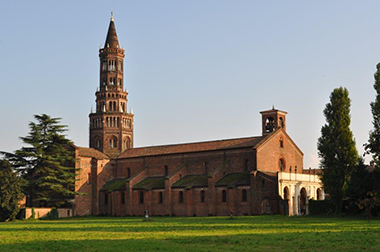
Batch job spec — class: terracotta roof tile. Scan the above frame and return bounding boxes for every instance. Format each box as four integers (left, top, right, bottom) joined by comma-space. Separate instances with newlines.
133, 177, 166, 190
100, 178, 126, 191
171, 175, 209, 189
215, 173, 251, 187
119, 136, 264, 159
77, 147, 109, 159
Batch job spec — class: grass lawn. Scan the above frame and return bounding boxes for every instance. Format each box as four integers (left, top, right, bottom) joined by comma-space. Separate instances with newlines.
0, 215, 379, 251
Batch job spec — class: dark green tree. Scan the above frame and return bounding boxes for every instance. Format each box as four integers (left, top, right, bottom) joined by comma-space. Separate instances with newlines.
366, 63, 380, 166
360, 63, 380, 218
0, 159, 25, 222
4, 114, 77, 207
346, 158, 376, 202
318, 87, 359, 214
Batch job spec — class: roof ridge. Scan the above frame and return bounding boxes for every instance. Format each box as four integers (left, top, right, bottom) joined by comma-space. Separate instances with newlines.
119, 135, 264, 159
123, 136, 262, 152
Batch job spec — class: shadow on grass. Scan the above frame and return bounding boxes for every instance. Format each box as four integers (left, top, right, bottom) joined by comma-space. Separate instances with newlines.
1, 215, 379, 233
1, 231, 379, 252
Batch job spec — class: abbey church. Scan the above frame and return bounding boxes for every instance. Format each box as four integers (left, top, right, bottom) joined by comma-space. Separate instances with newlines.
74, 16, 324, 217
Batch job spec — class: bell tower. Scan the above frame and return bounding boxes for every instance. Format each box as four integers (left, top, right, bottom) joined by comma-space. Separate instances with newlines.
89, 14, 134, 157
260, 107, 287, 136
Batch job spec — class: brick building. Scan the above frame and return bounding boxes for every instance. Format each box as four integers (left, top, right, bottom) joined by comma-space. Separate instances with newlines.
74, 15, 324, 217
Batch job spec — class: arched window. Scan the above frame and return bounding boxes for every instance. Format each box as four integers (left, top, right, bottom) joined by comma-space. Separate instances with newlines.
244, 159, 249, 172
204, 162, 209, 174
139, 191, 144, 204
121, 192, 125, 204
95, 139, 101, 150
280, 137, 284, 148
279, 159, 285, 171
159, 192, 163, 204
201, 190, 205, 203
222, 190, 227, 202
279, 117, 284, 128
242, 189, 247, 202
164, 165, 168, 176
109, 136, 117, 148
87, 173, 91, 184
125, 138, 131, 149
104, 193, 108, 205
179, 191, 184, 203
265, 117, 275, 133
127, 168, 131, 179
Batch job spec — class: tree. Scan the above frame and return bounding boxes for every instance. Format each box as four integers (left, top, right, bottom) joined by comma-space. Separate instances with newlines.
366, 63, 380, 166
317, 87, 359, 214
4, 114, 77, 207
346, 159, 376, 202
360, 63, 380, 218
0, 159, 25, 222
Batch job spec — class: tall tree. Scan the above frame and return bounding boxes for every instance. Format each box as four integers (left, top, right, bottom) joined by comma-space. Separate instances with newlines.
5, 114, 77, 207
318, 87, 359, 214
0, 159, 25, 222
367, 63, 380, 169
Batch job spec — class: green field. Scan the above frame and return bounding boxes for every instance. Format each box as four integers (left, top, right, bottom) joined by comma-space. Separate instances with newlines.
0, 215, 379, 251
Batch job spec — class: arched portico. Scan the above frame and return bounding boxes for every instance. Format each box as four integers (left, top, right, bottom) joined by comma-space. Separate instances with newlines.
278, 172, 324, 216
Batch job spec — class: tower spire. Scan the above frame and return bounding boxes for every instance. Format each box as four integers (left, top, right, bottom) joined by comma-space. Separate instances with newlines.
104, 12, 119, 49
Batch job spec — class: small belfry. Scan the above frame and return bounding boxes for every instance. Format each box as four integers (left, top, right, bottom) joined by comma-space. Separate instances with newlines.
260, 107, 287, 135
89, 14, 134, 157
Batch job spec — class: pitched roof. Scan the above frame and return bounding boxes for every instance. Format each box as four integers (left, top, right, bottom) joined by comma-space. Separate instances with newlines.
133, 177, 166, 190
76, 147, 109, 159
100, 178, 126, 192
171, 175, 209, 189
104, 17, 120, 48
118, 136, 264, 159
215, 173, 251, 187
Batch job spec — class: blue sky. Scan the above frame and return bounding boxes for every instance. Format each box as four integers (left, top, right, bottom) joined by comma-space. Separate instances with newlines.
1, 1, 379, 168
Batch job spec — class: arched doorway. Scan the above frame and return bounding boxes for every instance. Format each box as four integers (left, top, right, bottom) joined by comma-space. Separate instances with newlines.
299, 188, 307, 215
316, 188, 322, 200
261, 198, 272, 214
283, 186, 290, 215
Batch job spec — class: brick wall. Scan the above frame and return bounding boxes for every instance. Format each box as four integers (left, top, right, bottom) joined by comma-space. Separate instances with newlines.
256, 131, 303, 173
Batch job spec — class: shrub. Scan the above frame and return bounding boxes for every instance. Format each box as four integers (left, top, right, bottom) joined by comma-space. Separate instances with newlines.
16, 208, 26, 220
31, 208, 36, 219
309, 199, 335, 215
45, 208, 59, 220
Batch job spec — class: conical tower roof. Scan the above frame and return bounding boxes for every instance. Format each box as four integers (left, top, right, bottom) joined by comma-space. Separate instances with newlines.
104, 14, 120, 49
